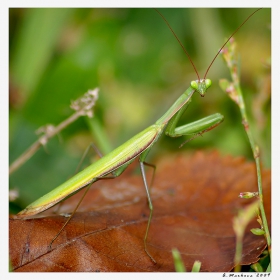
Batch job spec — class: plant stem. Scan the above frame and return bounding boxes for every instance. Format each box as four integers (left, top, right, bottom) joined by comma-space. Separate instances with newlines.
219, 38, 271, 252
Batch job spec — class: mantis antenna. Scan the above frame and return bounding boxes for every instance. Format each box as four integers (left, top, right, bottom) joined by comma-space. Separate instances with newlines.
154, 8, 201, 81
155, 8, 262, 81
203, 8, 262, 79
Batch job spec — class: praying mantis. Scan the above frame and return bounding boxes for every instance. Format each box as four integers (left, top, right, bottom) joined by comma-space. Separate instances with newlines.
11, 8, 265, 264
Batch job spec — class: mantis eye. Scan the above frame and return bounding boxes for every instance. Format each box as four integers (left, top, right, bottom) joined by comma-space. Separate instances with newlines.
190, 80, 198, 90
205, 79, 212, 89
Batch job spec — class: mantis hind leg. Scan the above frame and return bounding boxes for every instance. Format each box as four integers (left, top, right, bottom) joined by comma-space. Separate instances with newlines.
139, 147, 157, 263
140, 161, 156, 263
143, 162, 156, 191
49, 162, 131, 251
48, 183, 92, 250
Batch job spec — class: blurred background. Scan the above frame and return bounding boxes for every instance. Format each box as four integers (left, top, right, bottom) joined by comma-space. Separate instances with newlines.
9, 8, 271, 212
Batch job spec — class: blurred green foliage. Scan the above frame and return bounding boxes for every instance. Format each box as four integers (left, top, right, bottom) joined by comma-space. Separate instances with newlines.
9, 8, 271, 211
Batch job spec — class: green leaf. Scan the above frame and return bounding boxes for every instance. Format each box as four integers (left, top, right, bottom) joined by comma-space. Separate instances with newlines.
172, 248, 186, 272
250, 262, 263, 272
266, 262, 271, 272
191, 261, 201, 272
250, 228, 265, 235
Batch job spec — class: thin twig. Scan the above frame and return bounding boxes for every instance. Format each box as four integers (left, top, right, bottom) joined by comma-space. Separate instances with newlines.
9, 88, 99, 175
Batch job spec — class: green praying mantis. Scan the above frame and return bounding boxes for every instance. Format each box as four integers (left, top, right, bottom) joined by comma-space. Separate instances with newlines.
14, 8, 262, 263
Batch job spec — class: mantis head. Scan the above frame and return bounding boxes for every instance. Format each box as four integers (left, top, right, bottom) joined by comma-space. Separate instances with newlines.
190, 79, 212, 97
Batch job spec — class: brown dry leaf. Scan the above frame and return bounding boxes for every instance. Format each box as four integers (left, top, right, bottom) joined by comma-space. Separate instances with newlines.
9, 151, 271, 272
